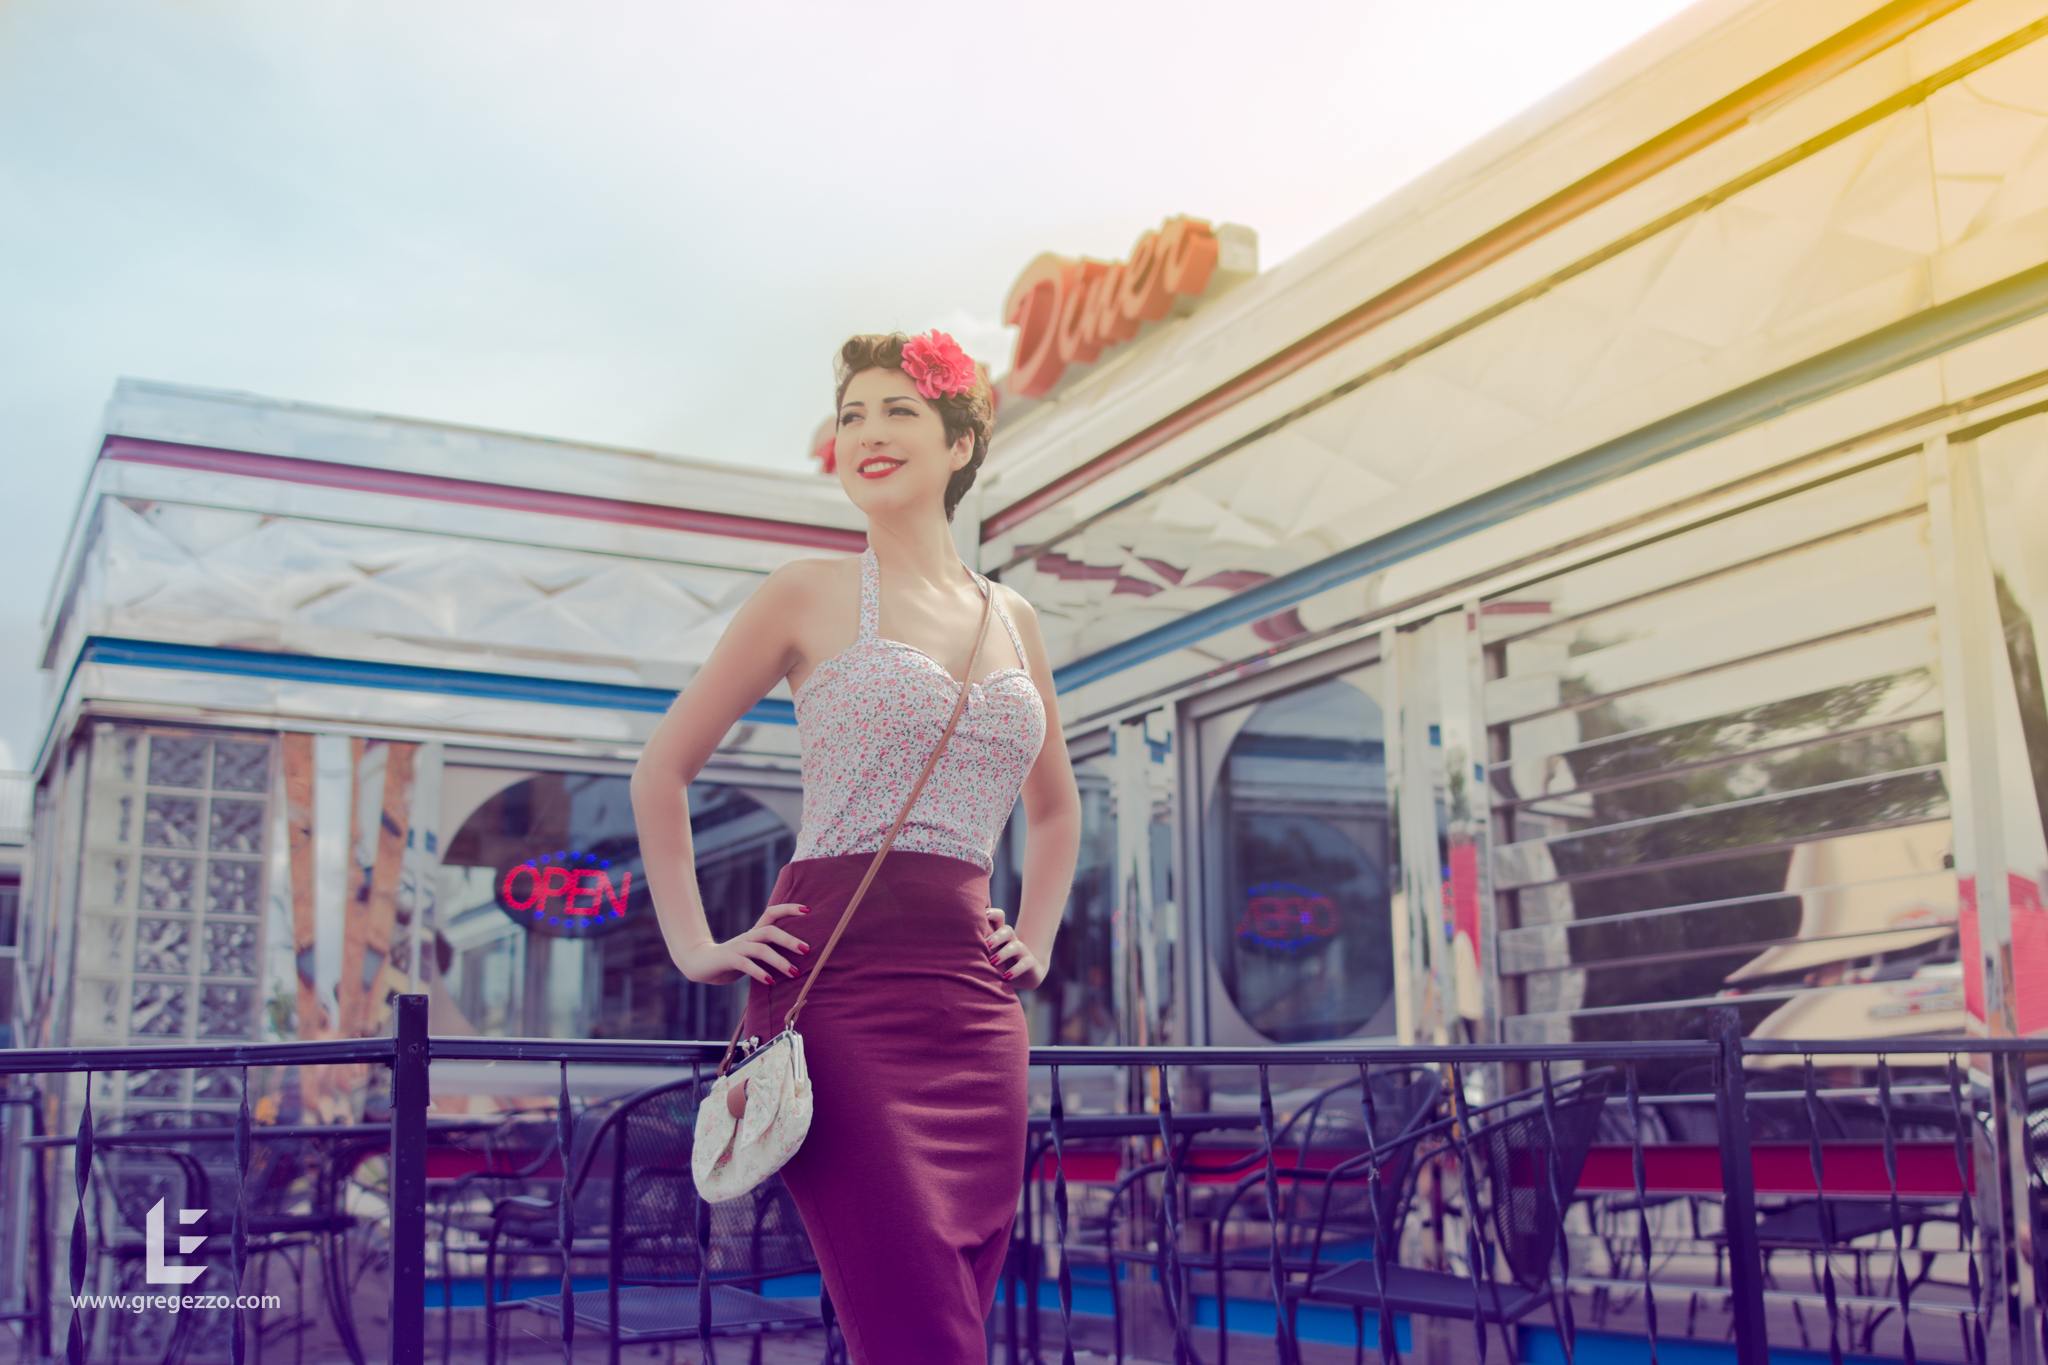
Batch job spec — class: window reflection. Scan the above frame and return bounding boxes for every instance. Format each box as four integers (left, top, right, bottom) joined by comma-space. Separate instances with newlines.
1484, 455, 1961, 1043
1205, 674, 1395, 1042
440, 773, 792, 1040
994, 752, 1119, 1046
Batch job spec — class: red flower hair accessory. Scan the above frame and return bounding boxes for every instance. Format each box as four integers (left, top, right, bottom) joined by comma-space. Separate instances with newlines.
900, 331, 979, 401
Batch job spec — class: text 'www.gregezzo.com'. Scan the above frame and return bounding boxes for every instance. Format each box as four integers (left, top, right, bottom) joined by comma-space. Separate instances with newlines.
71, 1293, 283, 1315
77, 1199, 284, 1313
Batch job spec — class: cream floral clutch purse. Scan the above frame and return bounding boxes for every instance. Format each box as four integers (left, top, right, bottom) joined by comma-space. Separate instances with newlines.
692, 1029, 813, 1203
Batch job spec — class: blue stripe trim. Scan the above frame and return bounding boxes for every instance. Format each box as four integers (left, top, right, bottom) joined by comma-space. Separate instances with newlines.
80, 637, 797, 725
1049, 261, 2048, 694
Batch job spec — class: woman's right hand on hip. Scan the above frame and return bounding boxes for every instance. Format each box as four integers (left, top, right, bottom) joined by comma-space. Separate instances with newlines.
673, 902, 812, 985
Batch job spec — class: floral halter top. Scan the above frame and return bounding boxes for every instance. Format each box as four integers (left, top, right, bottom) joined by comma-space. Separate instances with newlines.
791, 549, 1047, 872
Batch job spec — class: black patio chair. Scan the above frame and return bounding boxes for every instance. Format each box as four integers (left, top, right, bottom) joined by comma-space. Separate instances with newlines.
428, 1110, 562, 1365
1574, 1095, 1719, 1336
1047, 1117, 1278, 1365
1287, 1067, 1616, 1363
471, 1094, 636, 1365
1204, 1067, 1443, 1361
84, 1142, 212, 1365
1702, 1072, 1952, 1307
487, 1078, 835, 1365
220, 1131, 363, 1365
1042, 1072, 1442, 1365
96, 1117, 370, 1365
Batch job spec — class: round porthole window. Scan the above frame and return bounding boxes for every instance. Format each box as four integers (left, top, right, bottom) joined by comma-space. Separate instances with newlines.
1206, 675, 1395, 1042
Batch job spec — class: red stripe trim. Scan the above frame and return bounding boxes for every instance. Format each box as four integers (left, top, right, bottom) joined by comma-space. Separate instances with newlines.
102, 436, 867, 552
980, 0, 1965, 542
1028, 1140, 1976, 1196
1578, 1142, 1972, 1198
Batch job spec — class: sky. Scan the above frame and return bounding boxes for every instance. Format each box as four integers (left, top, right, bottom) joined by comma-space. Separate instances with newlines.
0, 0, 1701, 768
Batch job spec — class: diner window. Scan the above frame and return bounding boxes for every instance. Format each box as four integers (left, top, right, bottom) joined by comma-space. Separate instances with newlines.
440, 773, 793, 1041
993, 737, 1119, 1045
1201, 668, 1395, 1042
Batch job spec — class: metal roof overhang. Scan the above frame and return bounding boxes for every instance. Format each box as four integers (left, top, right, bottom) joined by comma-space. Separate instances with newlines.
980, 0, 1976, 546
1047, 259, 2048, 694
100, 436, 866, 553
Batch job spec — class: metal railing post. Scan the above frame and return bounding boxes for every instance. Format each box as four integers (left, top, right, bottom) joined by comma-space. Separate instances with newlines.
389, 995, 429, 1365
1711, 1007, 1768, 1365
32, 1091, 52, 1363
65, 1075, 91, 1365
1991, 1047, 2044, 1365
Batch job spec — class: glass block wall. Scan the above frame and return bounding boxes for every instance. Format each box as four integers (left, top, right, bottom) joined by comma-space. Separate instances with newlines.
72, 725, 272, 1122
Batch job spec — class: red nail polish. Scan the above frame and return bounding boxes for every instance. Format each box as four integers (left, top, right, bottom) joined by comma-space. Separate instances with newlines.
1003, 970, 1014, 979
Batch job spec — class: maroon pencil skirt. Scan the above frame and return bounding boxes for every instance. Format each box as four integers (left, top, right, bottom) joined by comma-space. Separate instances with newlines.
740, 851, 1028, 1365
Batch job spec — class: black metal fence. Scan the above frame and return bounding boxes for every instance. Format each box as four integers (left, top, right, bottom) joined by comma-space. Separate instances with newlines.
0, 1000, 2039, 1365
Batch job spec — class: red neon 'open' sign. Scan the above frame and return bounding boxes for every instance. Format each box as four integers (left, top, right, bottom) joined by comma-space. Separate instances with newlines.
494, 849, 637, 937
501, 864, 631, 917
1236, 881, 1339, 953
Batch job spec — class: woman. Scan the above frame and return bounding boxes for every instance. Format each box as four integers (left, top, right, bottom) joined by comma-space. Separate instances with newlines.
631, 331, 1082, 1362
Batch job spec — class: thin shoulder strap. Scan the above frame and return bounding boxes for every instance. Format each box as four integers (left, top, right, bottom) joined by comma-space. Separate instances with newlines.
979, 574, 1027, 669
718, 582, 993, 1074
857, 548, 880, 640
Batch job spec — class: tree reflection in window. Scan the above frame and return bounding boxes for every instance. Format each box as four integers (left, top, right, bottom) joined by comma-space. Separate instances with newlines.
1208, 676, 1395, 1042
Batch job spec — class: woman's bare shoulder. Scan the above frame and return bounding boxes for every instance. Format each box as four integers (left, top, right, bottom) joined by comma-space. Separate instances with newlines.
756, 554, 860, 601
748, 556, 863, 642
990, 579, 1041, 627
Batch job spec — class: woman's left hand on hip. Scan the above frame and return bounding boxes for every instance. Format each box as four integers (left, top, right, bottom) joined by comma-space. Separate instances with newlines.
982, 907, 1046, 989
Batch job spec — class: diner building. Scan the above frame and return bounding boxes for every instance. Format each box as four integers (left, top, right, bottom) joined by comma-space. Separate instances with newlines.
11, 0, 2048, 1125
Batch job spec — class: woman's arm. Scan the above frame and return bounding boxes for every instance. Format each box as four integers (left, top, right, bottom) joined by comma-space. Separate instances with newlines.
630, 561, 827, 987
984, 587, 1081, 988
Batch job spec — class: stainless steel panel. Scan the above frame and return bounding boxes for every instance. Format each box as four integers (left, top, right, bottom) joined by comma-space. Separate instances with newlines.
1483, 458, 1928, 647
1492, 768, 1948, 889
82, 496, 765, 682
1492, 675, 1940, 801
1499, 619, 1940, 772
1486, 525, 1935, 725
1506, 971, 1970, 1045
1498, 716, 1945, 828
994, 751, 1120, 1047
1498, 868, 1954, 973
1501, 994, 1801, 1046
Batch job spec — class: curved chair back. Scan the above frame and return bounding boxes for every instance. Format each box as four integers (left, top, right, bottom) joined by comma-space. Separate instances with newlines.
1467, 1068, 1614, 1291
563, 1077, 818, 1287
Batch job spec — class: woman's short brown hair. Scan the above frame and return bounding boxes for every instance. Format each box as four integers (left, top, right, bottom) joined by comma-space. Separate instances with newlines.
834, 333, 996, 522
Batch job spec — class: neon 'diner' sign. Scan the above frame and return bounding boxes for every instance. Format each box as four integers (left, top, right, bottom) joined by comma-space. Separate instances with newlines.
496, 848, 639, 939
